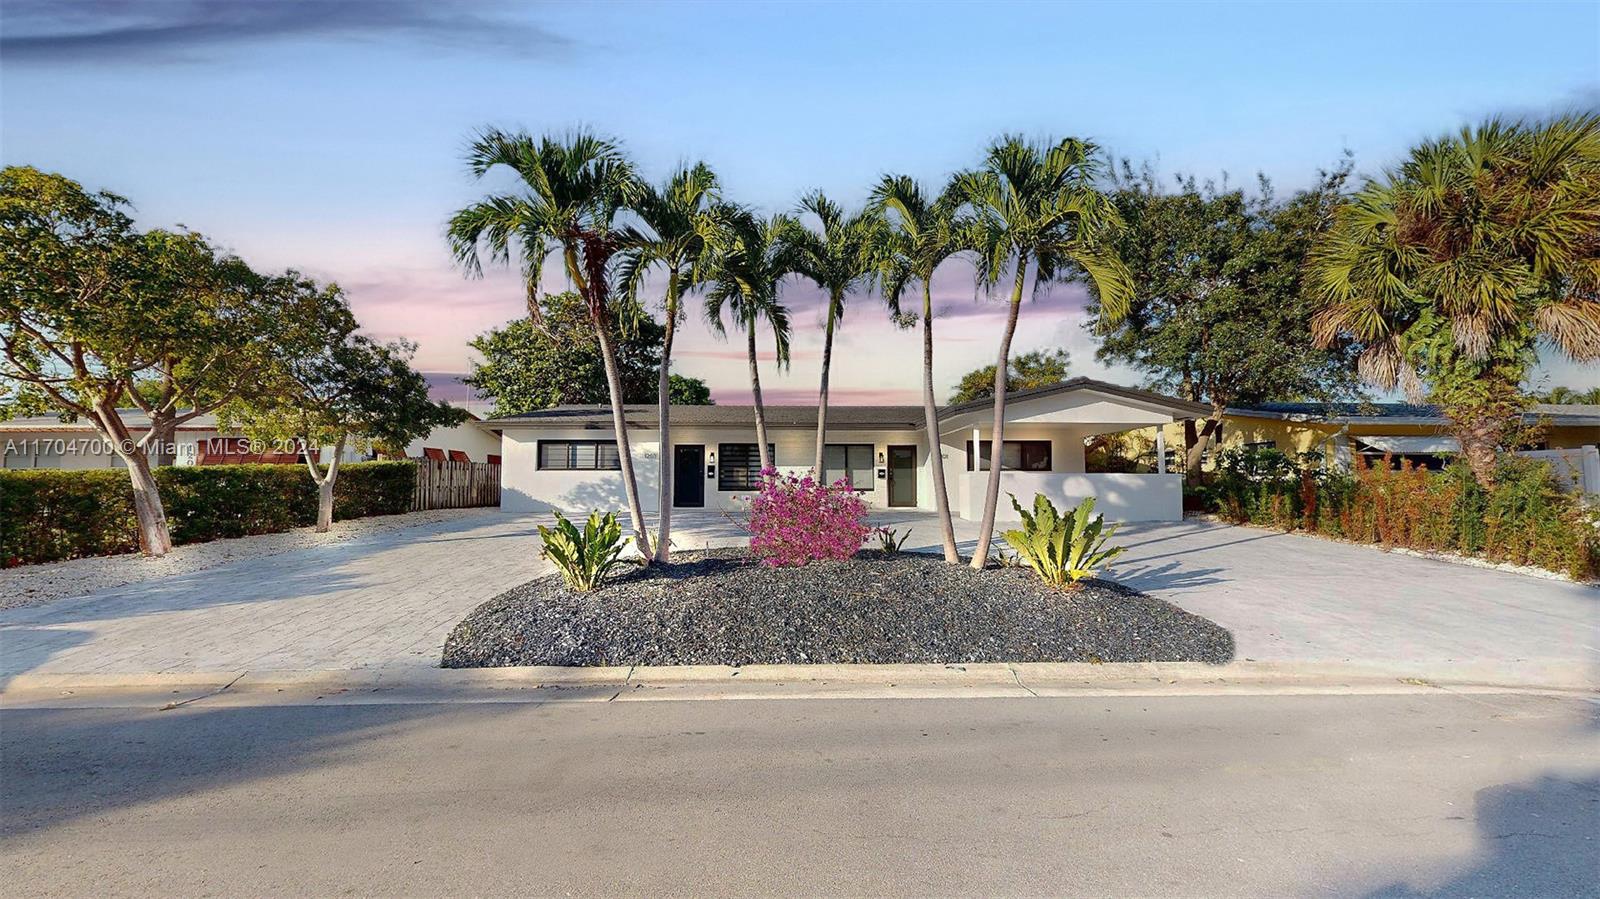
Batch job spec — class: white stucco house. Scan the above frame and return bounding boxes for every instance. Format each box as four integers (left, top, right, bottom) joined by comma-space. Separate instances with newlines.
490, 378, 1210, 522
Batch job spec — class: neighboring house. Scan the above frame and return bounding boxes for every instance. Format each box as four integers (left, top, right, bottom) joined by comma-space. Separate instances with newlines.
491, 378, 1208, 522
1188, 403, 1599, 469
1158, 402, 1600, 494
398, 415, 502, 464
0, 410, 501, 470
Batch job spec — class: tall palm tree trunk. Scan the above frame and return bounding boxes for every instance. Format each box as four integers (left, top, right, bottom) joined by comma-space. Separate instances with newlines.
921, 283, 960, 563
970, 259, 1029, 569
747, 323, 772, 472
654, 288, 679, 563
595, 320, 654, 560
812, 294, 839, 476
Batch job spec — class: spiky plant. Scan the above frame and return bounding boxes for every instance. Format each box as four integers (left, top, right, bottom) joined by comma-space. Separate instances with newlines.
1002, 494, 1125, 589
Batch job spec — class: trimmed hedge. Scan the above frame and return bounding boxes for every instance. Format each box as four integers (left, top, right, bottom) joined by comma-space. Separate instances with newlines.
1, 460, 418, 567
1194, 448, 1600, 580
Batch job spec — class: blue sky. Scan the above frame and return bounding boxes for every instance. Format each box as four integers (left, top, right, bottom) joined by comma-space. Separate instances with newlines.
3, 0, 1596, 403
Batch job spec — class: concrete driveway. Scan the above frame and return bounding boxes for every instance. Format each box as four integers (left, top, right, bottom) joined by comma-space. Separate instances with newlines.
1, 510, 1594, 683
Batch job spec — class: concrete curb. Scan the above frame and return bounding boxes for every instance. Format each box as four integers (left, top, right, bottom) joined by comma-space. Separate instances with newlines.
2, 660, 1592, 708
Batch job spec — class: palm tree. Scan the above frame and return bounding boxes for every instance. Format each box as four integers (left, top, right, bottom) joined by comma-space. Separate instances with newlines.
868, 174, 968, 563
702, 207, 799, 473
951, 136, 1134, 569
1310, 114, 1600, 486
787, 191, 880, 476
447, 128, 654, 559
619, 162, 720, 562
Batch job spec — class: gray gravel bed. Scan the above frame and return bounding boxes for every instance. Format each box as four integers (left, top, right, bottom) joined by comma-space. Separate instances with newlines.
442, 549, 1235, 667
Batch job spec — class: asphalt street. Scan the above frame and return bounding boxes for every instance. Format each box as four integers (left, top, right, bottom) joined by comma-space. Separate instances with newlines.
2, 692, 1596, 897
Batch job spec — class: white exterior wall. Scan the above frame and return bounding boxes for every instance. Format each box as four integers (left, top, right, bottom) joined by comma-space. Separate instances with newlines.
496, 387, 1196, 522
965, 472, 1184, 523
1520, 445, 1600, 497
499, 425, 935, 515
403, 420, 502, 462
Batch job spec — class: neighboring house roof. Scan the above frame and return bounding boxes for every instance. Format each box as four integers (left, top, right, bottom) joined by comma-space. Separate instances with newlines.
1228, 402, 1600, 428
0, 410, 222, 431
488, 377, 1212, 429
937, 377, 1212, 419
1, 403, 488, 431
491, 404, 927, 430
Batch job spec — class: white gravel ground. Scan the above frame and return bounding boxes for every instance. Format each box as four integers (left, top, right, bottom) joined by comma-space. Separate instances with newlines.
0, 508, 496, 611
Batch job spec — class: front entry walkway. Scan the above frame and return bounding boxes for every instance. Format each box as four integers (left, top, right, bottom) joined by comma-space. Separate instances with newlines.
1, 510, 1594, 684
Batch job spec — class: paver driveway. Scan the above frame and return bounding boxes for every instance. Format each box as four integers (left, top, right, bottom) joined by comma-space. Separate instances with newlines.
1, 510, 1595, 682
1, 513, 546, 680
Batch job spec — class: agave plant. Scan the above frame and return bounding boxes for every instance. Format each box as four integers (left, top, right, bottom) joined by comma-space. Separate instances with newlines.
1001, 494, 1125, 590
537, 510, 633, 592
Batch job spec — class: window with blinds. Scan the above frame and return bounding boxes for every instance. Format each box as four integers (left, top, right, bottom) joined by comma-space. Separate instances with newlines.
717, 443, 774, 491
965, 439, 1052, 472
537, 440, 621, 471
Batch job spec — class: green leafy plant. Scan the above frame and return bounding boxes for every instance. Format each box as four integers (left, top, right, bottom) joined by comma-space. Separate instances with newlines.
1001, 493, 1126, 589
537, 510, 633, 592
871, 526, 911, 553
1, 461, 418, 567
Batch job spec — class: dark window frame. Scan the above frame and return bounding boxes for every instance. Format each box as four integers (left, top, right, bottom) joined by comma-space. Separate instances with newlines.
965, 439, 1052, 472
537, 439, 621, 471
717, 443, 775, 491
822, 443, 876, 492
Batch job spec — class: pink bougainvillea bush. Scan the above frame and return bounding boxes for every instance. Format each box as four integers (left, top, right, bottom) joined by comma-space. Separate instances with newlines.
747, 468, 871, 567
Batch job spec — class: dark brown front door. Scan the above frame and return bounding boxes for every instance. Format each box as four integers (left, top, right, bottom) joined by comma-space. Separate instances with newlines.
887, 445, 917, 507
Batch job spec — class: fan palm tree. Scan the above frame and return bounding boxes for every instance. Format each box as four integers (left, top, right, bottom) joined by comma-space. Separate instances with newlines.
447, 128, 654, 559
868, 174, 969, 563
951, 135, 1134, 569
787, 191, 881, 476
702, 207, 799, 472
619, 162, 721, 562
1310, 114, 1600, 486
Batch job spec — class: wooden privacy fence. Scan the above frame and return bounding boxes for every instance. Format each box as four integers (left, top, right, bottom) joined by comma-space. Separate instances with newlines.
413, 459, 500, 510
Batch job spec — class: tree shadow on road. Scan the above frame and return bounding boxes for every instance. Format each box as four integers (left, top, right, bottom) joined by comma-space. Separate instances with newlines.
1363, 773, 1600, 898
0, 702, 523, 838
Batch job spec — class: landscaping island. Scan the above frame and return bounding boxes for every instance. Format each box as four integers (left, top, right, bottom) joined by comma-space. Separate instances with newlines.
441, 549, 1235, 668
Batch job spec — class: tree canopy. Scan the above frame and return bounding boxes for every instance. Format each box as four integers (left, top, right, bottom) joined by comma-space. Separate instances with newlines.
1534, 385, 1600, 404
949, 349, 1071, 404
464, 290, 710, 416
1086, 159, 1360, 469
226, 283, 466, 529
1309, 115, 1600, 484
0, 165, 325, 551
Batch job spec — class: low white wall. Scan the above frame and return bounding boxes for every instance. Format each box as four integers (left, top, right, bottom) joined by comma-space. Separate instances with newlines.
1519, 445, 1600, 497
964, 472, 1184, 522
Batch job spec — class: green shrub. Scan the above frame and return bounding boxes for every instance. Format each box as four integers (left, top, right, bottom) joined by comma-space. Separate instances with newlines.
1001, 493, 1126, 590
0, 469, 138, 567
1, 460, 419, 567
538, 509, 632, 592
1196, 451, 1598, 580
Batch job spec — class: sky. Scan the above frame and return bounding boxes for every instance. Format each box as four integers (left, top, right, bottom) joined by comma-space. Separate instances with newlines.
3, 0, 1597, 407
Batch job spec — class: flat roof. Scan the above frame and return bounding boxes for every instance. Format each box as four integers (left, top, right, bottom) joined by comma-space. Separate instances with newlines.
488, 378, 1212, 428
